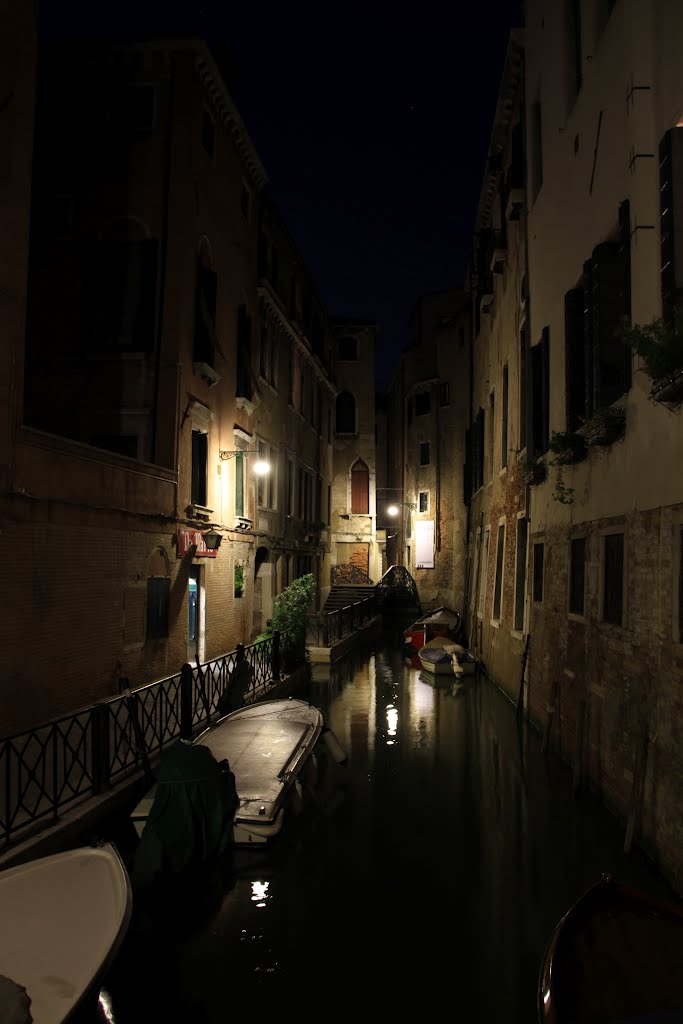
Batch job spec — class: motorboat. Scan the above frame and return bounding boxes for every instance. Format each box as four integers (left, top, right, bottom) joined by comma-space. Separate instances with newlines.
403, 606, 463, 654
537, 872, 683, 1023
0, 841, 132, 1024
131, 697, 346, 858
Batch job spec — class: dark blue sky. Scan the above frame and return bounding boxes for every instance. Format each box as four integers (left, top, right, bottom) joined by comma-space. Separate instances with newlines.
37, 2, 523, 389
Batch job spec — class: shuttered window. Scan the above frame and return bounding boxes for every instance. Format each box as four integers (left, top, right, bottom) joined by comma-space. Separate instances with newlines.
603, 533, 624, 625
351, 461, 369, 514
191, 430, 207, 507
569, 537, 586, 615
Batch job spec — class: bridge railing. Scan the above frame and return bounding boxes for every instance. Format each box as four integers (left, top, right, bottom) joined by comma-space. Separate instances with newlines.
0, 629, 302, 851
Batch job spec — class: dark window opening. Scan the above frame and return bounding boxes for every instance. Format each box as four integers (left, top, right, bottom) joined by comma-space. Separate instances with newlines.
569, 537, 586, 615
336, 390, 356, 433
533, 542, 544, 602
603, 533, 624, 625
83, 239, 158, 352
440, 382, 450, 406
337, 335, 357, 360
147, 576, 170, 639
419, 442, 430, 466
493, 524, 505, 620
415, 391, 431, 416
531, 328, 550, 455
514, 518, 528, 631
191, 429, 208, 507
194, 260, 217, 367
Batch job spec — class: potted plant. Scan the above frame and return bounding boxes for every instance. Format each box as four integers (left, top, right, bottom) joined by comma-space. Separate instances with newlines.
582, 405, 626, 447
619, 313, 683, 405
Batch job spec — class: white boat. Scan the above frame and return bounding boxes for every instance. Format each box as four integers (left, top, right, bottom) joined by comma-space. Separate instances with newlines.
418, 636, 477, 677
131, 697, 345, 850
0, 842, 132, 1024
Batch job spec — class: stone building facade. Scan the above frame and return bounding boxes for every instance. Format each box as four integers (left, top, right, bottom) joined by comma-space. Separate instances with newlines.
519, 0, 683, 888
1, 36, 337, 734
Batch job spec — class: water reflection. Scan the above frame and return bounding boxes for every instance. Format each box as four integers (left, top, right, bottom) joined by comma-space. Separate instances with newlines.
99, 628, 678, 1023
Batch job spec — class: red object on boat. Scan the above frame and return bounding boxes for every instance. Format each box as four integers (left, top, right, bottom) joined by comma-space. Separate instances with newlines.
403, 606, 462, 654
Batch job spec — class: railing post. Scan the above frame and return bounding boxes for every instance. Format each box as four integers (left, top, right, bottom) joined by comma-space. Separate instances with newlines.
180, 663, 194, 739
271, 632, 281, 681
92, 702, 111, 795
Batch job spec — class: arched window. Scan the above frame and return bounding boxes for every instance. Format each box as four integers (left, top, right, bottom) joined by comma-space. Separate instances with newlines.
351, 459, 369, 514
336, 390, 356, 433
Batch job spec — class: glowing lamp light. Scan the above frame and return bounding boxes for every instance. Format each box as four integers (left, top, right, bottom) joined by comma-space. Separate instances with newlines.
253, 460, 270, 476
387, 504, 400, 517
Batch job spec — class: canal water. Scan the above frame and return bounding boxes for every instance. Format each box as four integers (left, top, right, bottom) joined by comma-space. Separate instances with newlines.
95, 627, 678, 1023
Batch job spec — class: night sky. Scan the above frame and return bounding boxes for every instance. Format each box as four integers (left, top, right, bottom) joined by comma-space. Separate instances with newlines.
37, 1, 524, 390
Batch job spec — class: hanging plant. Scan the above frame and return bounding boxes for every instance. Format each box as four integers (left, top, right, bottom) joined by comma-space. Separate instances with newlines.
519, 452, 546, 485
618, 314, 683, 404
582, 405, 626, 447
548, 430, 588, 465
551, 463, 575, 504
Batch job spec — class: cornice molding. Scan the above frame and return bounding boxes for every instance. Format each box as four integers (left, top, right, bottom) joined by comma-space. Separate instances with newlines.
258, 283, 337, 396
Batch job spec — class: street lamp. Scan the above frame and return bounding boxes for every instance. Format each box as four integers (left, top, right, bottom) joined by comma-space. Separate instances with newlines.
386, 500, 417, 516
219, 450, 271, 475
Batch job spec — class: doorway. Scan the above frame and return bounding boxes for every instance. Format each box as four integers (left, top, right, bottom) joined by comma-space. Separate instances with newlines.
187, 566, 204, 664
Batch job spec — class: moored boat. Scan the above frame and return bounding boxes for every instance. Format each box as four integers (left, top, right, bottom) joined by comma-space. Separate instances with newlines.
0, 841, 132, 1024
417, 635, 462, 675
403, 606, 463, 654
131, 697, 345, 858
537, 872, 683, 1024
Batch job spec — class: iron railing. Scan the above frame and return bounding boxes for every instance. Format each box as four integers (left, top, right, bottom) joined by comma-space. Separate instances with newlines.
0, 630, 302, 850
306, 593, 378, 647
375, 564, 421, 611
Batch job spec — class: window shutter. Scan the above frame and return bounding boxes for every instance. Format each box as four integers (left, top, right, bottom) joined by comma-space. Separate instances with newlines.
351, 462, 369, 514
463, 428, 472, 506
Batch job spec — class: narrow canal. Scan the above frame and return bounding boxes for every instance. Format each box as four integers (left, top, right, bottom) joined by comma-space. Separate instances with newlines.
95, 627, 677, 1023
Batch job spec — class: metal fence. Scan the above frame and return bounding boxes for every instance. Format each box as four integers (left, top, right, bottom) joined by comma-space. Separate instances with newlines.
0, 630, 302, 850
306, 593, 378, 647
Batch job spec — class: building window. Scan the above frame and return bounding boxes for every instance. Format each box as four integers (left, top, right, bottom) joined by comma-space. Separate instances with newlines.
419, 491, 429, 513
415, 391, 431, 416
257, 441, 276, 509
236, 304, 252, 400
439, 382, 450, 407
419, 442, 430, 466
533, 542, 544, 603
519, 327, 527, 450
603, 532, 624, 625
336, 390, 356, 433
84, 239, 158, 352
492, 522, 506, 621
351, 460, 369, 514
234, 451, 245, 517
501, 366, 508, 469
146, 577, 170, 639
569, 537, 586, 616
194, 258, 217, 367
478, 529, 490, 617
337, 335, 357, 360
514, 517, 528, 632
191, 429, 208, 507
531, 329, 550, 455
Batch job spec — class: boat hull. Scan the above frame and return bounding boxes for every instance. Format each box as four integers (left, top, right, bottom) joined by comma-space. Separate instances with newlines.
132, 697, 325, 849
538, 873, 683, 1024
0, 842, 132, 1024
